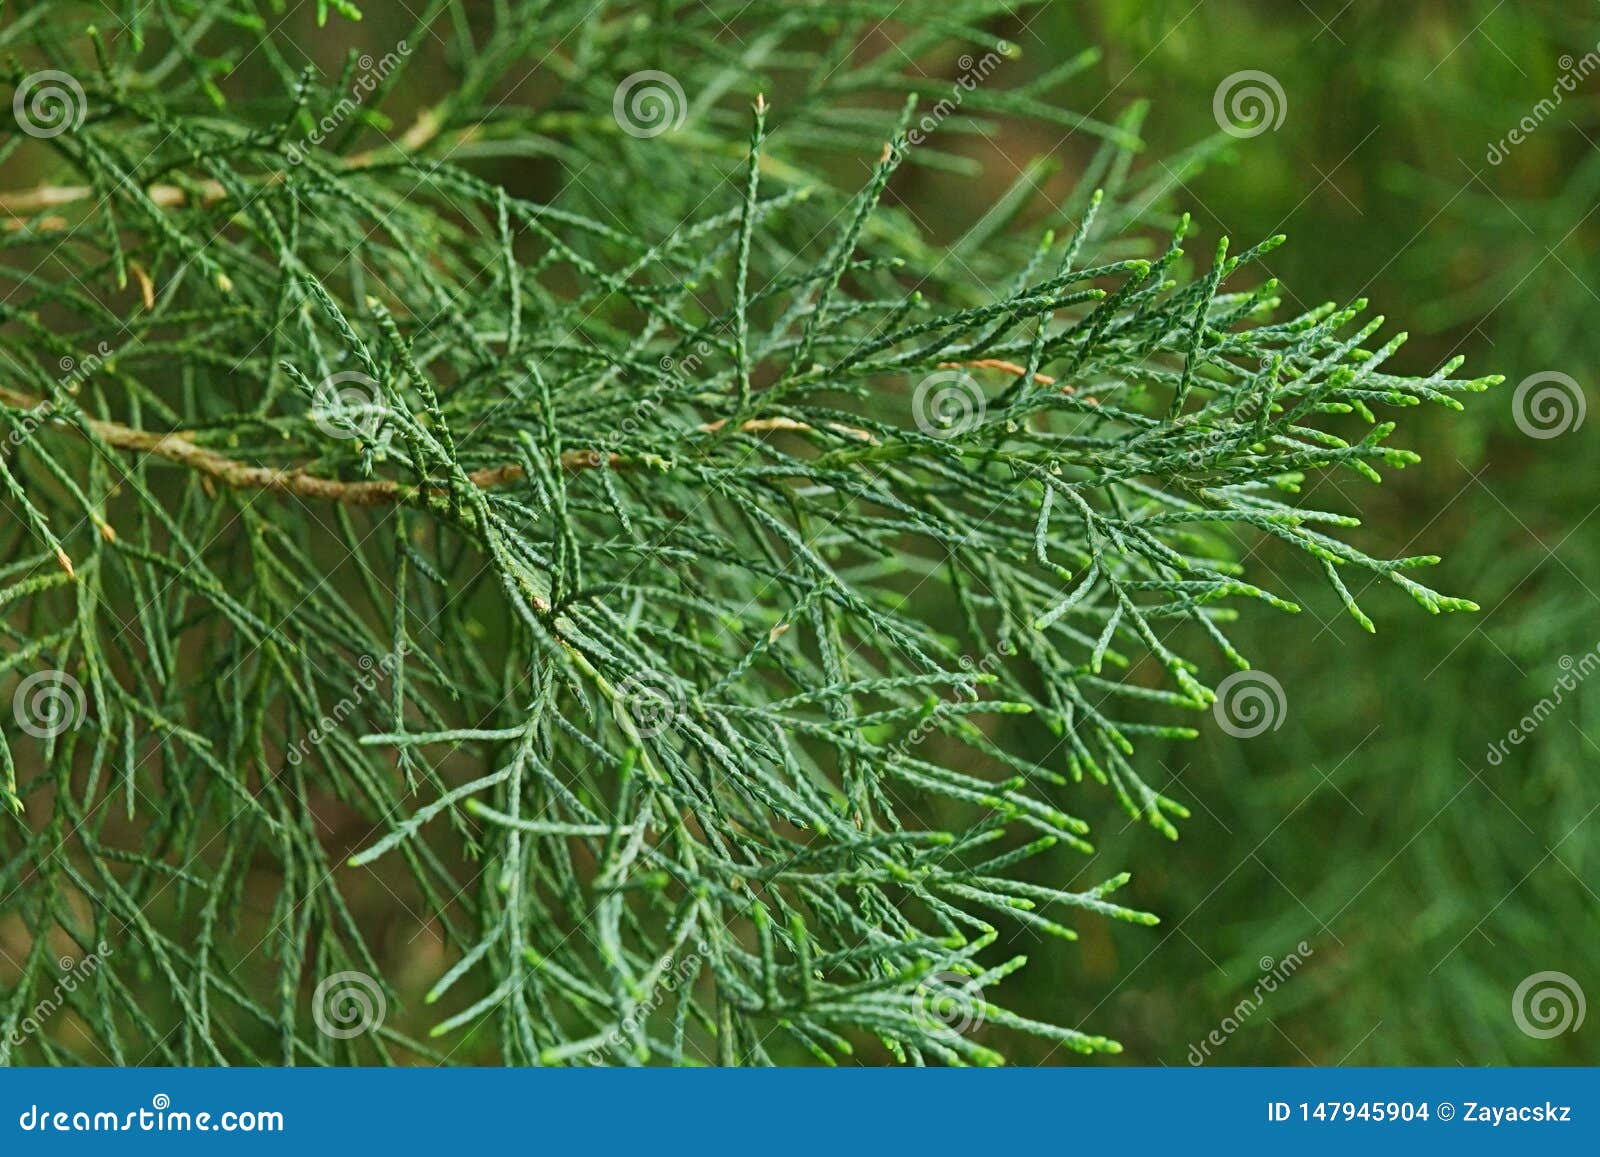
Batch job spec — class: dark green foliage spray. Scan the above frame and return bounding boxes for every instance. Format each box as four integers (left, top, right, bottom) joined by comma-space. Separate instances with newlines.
0, 1, 1492, 1064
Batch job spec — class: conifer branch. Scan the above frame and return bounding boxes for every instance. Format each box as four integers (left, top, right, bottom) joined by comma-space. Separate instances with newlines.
0, 382, 872, 504
0, 108, 448, 229
0, 0, 1493, 1068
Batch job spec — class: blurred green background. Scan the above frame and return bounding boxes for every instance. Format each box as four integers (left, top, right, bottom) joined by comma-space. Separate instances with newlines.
976, 0, 1599, 1066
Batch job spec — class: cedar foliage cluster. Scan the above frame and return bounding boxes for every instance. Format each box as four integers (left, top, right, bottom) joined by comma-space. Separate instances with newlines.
0, 0, 1494, 1065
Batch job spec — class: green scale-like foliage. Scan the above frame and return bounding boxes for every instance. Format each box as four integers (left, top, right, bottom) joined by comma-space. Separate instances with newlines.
0, 0, 1494, 1065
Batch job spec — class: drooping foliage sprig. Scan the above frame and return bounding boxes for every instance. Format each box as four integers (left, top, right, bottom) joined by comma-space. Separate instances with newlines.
0, 0, 1495, 1065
